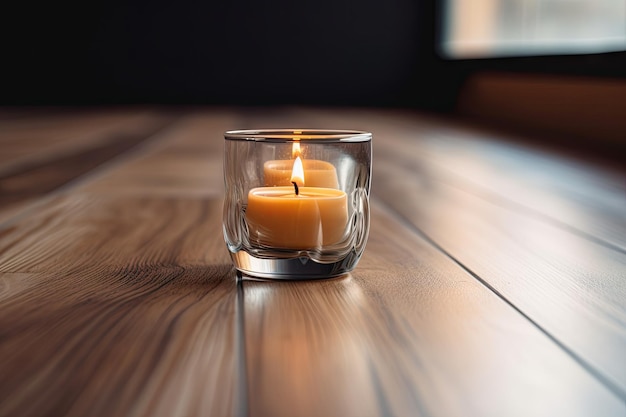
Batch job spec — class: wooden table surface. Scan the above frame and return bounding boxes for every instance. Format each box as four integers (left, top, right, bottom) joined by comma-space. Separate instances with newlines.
0, 107, 624, 417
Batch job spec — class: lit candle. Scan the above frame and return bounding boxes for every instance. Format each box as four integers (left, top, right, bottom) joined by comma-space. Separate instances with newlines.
263, 142, 339, 188
264, 159, 339, 188
247, 156, 348, 249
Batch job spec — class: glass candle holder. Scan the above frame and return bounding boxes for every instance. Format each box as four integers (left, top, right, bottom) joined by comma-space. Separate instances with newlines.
223, 129, 372, 279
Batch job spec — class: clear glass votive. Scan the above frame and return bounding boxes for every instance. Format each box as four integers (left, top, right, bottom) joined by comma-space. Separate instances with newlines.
223, 129, 372, 279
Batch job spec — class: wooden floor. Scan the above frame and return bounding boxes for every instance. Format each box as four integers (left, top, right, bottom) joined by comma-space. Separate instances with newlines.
0, 107, 624, 417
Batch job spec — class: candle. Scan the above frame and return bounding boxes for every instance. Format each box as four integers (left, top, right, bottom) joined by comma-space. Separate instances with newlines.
246, 187, 348, 248
264, 159, 339, 188
247, 156, 348, 249
263, 141, 339, 188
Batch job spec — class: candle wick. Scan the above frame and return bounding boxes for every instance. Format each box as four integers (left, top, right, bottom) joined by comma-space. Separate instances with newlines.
292, 181, 299, 196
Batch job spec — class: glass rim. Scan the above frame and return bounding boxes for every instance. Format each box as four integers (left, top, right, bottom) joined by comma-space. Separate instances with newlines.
224, 129, 371, 142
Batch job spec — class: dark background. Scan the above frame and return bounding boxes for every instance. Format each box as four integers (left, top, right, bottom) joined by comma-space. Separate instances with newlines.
2, 0, 624, 110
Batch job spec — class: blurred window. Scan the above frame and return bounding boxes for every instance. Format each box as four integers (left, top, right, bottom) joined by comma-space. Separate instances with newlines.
441, 0, 626, 58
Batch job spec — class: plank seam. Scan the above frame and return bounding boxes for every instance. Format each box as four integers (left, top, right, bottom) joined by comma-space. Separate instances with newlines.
378, 147, 626, 256
235, 271, 250, 417
433, 169, 626, 255
372, 195, 626, 402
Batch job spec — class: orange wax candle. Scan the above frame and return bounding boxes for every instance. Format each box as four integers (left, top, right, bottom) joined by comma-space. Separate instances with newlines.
264, 159, 339, 189
246, 186, 348, 249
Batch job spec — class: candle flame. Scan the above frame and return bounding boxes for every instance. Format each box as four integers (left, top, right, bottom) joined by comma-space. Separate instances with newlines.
292, 141, 301, 158
291, 156, 305, 187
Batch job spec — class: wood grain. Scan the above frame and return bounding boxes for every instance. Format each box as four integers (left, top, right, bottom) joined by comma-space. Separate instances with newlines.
76, 111, 233, 197
0, 110, 241, 417
280, 107, 626, 251
255, 108, 626, 389
373, 155, 626, 397
0, 111, 178, 209
242, 203, 625, 417
373, 119, 626, 252
0, 109, 166, 176
239, 106, 626, 406
0, 195, 238, 417
1, 107, 624, 417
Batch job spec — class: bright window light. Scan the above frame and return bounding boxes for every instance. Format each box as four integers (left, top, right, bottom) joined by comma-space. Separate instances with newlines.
441, 0, 626, 58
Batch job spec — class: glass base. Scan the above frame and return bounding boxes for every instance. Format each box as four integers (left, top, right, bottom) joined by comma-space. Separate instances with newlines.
230, 250, 361, 280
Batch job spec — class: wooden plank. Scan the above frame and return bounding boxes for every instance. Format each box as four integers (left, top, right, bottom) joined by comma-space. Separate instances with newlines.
0, 107, 39, 122
0, 200, 34, 224
0, 109, 166, 175
0, 108, 235, 222
0, 110, 243, 416
0, 194, 229, 273
263, 108, 626, 396
279, 107, 626, 251
76, 111, 232, 197
242, 203, 624, 417
3, 107, 622, 417
373, 156, 626, 397
0, 113, 178, 210
0, 195, 239, 417
375, 120, 626, 252
0, 110, 135, 220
